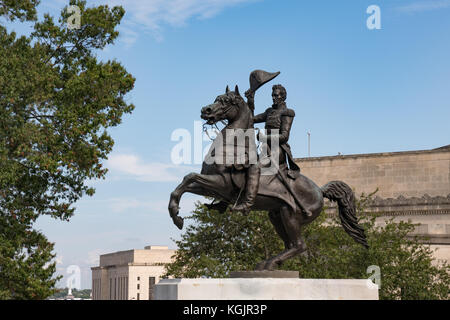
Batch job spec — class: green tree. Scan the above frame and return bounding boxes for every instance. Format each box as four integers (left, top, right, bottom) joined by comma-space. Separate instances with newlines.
165, 206, 283, 278
165, 195, 450, 300
47, 288, 91, 299
1, 0, 135, 299
0, 215, 58, 299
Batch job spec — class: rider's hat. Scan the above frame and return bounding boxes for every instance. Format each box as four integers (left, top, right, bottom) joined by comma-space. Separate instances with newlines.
249, 70, 281, 92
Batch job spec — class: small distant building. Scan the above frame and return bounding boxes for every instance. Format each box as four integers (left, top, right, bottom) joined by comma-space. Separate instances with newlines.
91, 245, 175, 300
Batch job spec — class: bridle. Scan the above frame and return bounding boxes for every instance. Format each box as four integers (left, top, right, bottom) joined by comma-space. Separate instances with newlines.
202, 97, 242, 140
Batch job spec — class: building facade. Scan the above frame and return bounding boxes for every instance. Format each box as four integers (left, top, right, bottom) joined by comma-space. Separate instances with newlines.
91, 245, 175, 300
295, 145, 450, 265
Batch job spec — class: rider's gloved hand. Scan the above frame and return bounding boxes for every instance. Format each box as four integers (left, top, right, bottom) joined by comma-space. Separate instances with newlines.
245, 89, 254, 100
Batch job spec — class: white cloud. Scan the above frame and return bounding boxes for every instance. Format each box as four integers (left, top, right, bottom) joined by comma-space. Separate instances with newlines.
107, 197, 165, 213
106, 153, 197, 182
93, 0, 258, 43
105, 196, 198, 214
396, 0, 450, 13
85, 249, 102, 266
55, 255, 64, 265
119, 25, 140, 48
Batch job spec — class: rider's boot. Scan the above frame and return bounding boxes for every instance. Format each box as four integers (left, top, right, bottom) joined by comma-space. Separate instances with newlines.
233, 165, 260, 214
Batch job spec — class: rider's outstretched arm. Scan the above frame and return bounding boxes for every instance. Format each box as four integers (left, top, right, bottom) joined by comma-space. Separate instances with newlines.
253, 110, 267, 123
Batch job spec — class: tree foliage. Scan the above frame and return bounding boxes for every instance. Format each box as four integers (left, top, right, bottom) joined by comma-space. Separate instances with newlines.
0, 0, 135, 298
165, 206, 284, 278
165, 194, 450, 300
0, 0, 39, 22
0, 215, 58, 299
47, 287, 91, 299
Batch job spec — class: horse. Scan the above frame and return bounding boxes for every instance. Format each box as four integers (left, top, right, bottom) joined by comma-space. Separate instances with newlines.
168, 85, 368, 270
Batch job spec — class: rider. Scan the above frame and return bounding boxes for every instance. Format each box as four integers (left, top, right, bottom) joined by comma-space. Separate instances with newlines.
233, 84, 301, 214
252, 84, 300, 175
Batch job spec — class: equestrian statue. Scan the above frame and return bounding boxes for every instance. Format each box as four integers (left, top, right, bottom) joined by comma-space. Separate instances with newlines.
168, 70, 368, 270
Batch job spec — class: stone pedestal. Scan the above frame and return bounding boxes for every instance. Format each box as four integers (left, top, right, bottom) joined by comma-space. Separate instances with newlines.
154, 278, 379, 300
229, 270, 299, 278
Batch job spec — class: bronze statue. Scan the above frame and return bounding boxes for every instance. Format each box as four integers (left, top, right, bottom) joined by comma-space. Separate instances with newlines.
244, 80, 309, 216
168, 70, 368, 270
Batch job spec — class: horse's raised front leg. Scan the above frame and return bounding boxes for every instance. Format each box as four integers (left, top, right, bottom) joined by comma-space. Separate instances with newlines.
168, 172, 229, 229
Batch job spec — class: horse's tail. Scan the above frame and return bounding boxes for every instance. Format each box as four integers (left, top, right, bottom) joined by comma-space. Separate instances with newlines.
321, 181, 369, 248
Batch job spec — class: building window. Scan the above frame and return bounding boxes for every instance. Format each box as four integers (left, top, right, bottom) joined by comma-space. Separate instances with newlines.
149, 277, 155, 300
137, 276, 140, 281
122, 277, 125, 300
119, 277, 122, 300
137, 284, 140, 290
137, 293, 140, 300
123, 277, 126, 300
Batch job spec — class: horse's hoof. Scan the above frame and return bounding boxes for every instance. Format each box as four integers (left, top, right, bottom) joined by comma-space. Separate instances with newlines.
172, 216, 184, 230
232, 204, 250, 216
264, 263, 276, 271
262, 258, 281, 271
255, 262, 265, 271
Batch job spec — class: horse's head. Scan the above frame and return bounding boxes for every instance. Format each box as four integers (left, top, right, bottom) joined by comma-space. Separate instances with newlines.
201, 85, 249, 126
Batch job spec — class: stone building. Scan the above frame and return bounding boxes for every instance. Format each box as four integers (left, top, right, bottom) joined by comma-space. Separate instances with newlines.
91, 245, 175, 300
295, 145, 450, 264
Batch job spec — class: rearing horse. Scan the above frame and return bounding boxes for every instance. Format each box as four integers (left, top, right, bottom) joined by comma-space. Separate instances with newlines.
168, 85, 368, 270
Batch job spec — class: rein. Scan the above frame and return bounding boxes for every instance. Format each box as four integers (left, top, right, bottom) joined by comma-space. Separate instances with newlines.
202, 100, 241, 140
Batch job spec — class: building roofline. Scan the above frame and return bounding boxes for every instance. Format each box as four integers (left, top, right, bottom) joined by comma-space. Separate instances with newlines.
295, 145, 450, 162
91, 262, 168, 270
99, 248, 176, 258
99, 249, 135, 257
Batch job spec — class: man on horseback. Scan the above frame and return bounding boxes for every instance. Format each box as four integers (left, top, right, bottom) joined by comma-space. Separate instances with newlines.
168, 70, 369, 268
248, 84, 300, 177
201, 70, 311, 217
233, 73, 304, 215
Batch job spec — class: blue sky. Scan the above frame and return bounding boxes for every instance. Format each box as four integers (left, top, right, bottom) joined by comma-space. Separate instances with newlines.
5, 0, 450, 288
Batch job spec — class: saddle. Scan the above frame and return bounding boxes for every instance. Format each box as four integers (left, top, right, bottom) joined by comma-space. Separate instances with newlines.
230, 164, 299, 212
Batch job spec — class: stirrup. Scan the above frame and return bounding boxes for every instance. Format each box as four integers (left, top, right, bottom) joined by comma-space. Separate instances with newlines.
232, 203, 251, 215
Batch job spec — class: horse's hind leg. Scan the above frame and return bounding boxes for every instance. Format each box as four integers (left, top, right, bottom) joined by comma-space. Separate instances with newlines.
255, 210, 292, 270
268, 210, 293, 250
257, 206, 306, 270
